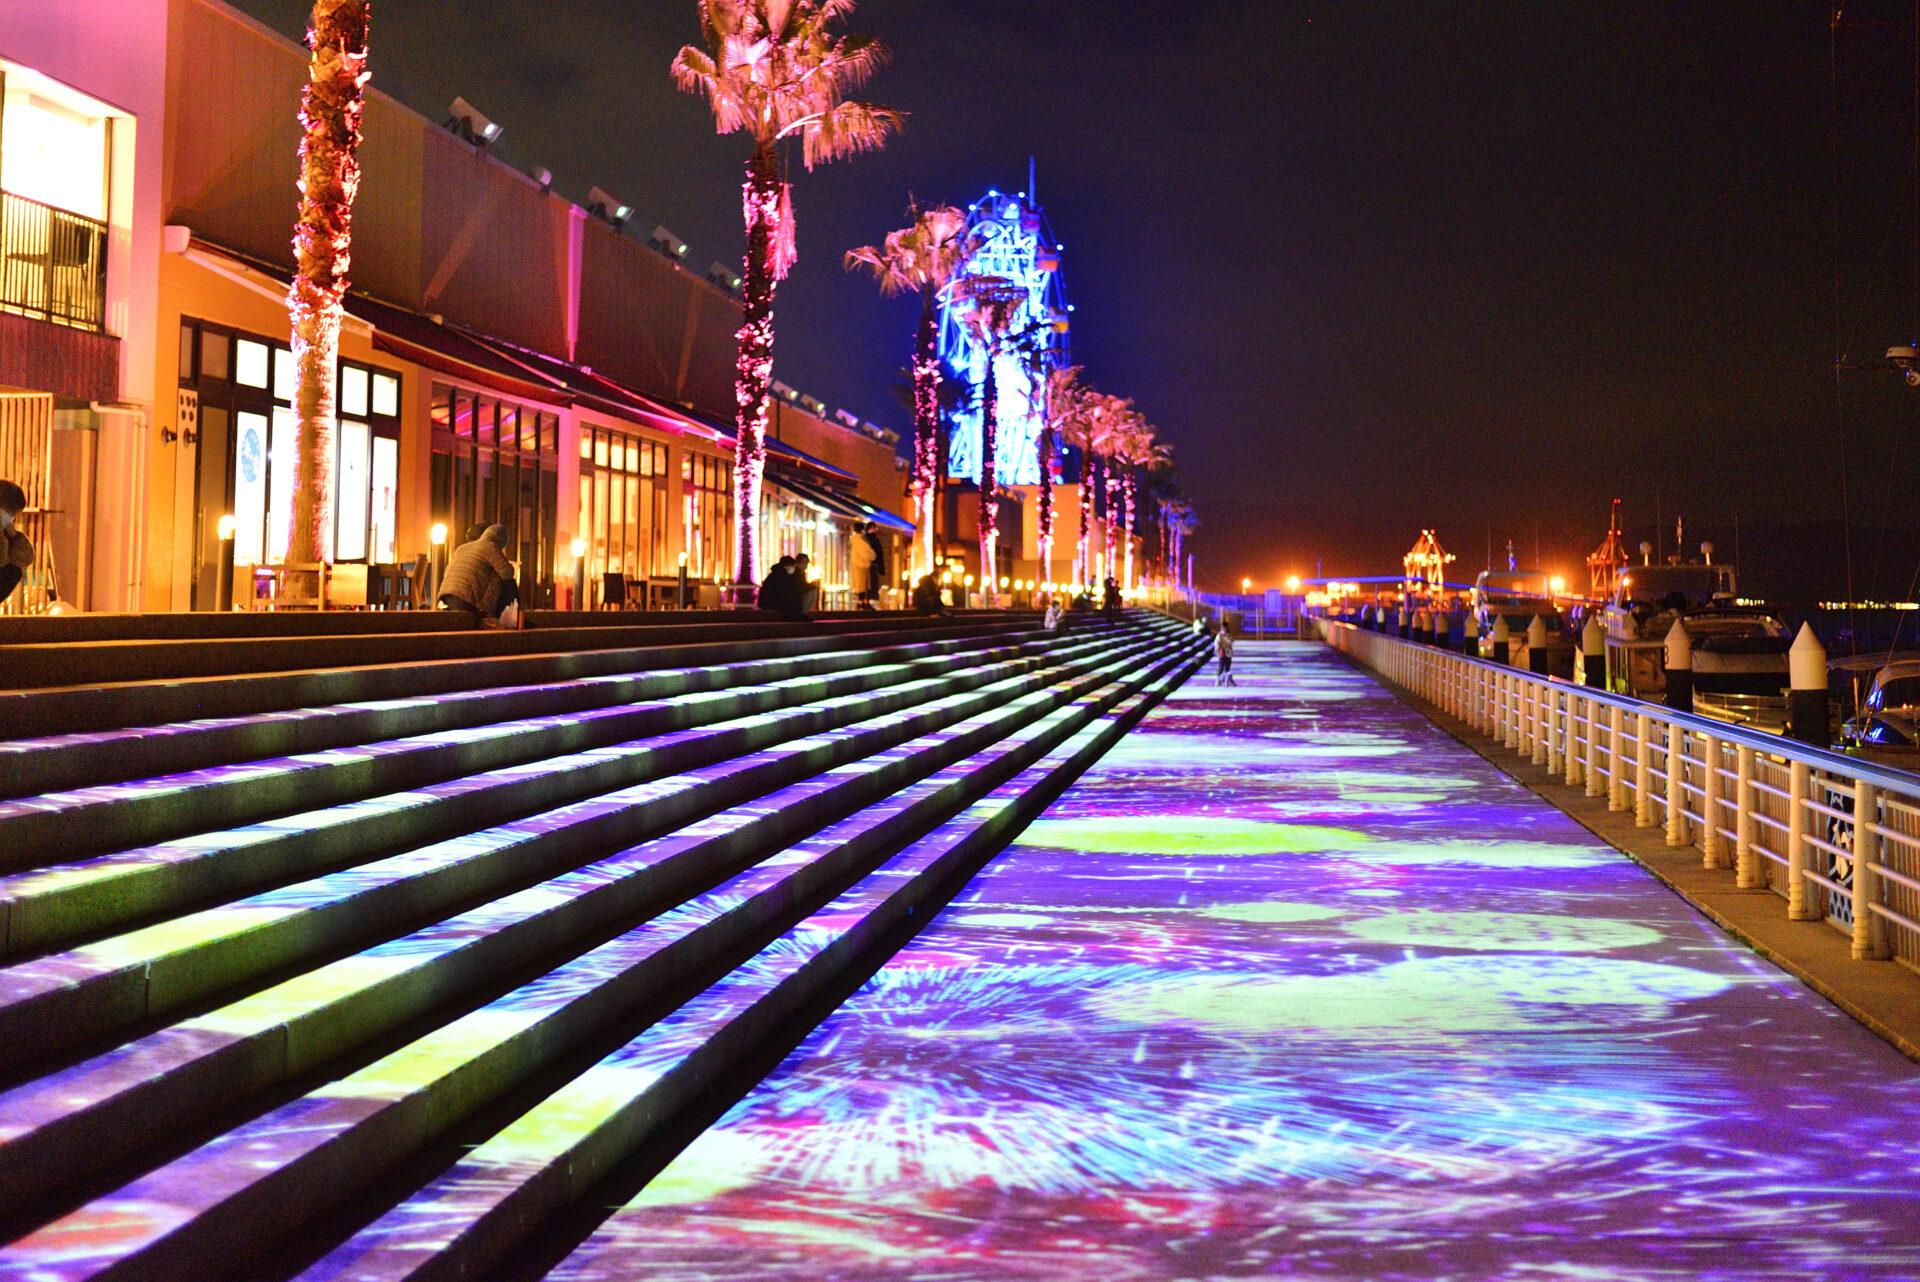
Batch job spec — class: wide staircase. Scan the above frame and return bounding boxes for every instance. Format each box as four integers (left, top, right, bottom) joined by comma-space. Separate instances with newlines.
0, 609, 1204, 1280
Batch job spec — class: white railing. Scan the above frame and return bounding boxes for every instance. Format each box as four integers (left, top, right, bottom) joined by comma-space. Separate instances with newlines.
1324, 619, 1920, 974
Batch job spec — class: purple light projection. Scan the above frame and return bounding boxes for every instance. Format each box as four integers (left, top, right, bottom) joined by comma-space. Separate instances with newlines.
550, 642, 1920, 1280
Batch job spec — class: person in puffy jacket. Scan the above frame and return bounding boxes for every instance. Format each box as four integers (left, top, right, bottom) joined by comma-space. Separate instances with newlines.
438, 524, 518, 623
0, 480, 32, 608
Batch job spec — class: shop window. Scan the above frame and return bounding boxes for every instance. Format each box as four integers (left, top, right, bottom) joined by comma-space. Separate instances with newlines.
428, 383, 558, 607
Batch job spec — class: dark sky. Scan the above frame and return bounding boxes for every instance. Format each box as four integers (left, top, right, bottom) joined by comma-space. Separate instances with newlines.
227, 1, 1920, 597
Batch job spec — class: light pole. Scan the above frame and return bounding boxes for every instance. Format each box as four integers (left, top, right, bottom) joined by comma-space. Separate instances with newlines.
216, 514, 236, 611
429, 523, 447, 608
571, 538, 587, 610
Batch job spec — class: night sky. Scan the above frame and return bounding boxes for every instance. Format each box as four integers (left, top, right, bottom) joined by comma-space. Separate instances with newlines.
225, 1, 1920, 599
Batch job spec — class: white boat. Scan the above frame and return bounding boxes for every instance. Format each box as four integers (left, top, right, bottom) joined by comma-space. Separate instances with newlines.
1601, 562, 1792, 728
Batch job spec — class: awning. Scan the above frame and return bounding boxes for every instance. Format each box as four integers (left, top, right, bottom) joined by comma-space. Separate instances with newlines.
776, 475, 914, 535
457, 335, 728, 443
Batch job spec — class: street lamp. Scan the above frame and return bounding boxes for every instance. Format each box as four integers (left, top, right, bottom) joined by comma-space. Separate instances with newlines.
1286, 575, 1301, 593
216, 514, 236, 611
429, 522, 448, 608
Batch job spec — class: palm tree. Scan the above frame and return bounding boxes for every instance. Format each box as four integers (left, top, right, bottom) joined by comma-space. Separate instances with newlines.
1088, 393, 1132, 587
1054, 382, 1116, 590
674, 0, 900, 590
952, 274, 1025, 599
1112, 416, 1170, 590
845, 203, 973, 583
286, 0, 370, 583
1036, 364, 1089, 588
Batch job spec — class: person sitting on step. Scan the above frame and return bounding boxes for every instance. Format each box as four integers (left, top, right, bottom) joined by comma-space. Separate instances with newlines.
0, 480, 33, 608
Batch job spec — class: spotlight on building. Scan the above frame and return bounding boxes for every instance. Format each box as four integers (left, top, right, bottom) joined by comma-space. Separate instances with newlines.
706, 261, 741, 293
445, 97, 503, 147
648, 226, 689, 258
531, 166, 553, 192
587, 187, 632, 228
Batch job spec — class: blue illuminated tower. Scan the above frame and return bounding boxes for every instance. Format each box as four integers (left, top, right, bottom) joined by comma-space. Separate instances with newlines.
938, 186, 1070, 485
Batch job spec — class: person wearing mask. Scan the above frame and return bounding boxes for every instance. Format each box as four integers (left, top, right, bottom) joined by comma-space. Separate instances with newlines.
0, 480, 32, 607
437, 524, 521, 626
758, 555, 801, 618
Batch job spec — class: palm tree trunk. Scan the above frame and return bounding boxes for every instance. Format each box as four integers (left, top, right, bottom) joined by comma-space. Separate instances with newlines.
978, 359, 997, 602
287, 0, 369, 583
1103, 460, 1119, 584
1076, 453, 1094, 588
732, 144, 784, 588
911, 291, 940, 582
1122, 469, 1136, 590
1037, 423, 1054, 587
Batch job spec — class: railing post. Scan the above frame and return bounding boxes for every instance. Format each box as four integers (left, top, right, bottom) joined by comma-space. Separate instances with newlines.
1584, 696, 1605, 796
1666, 723, 1689, 847
1563, 693, 1581, 787
1788, 760, 1814, 919
1504, 675, 1520, 750
1735, 743, 1757, 888
1701, 734, 1723, 868
1545, 687, 1562, 775
1852, 780, 1888, 960
1533, 681, 1550, 767
1634, 711, 1654, 827
1607, 702, 1627, 810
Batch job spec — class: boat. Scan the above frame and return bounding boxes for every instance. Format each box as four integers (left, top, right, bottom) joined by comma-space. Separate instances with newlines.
1601, 560, 1793, 729
1472, 568, 1573, 676
1837, 658, 1920, 764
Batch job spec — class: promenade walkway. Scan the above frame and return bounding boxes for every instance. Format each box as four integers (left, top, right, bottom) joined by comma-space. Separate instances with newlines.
550, 640, 1920, 1281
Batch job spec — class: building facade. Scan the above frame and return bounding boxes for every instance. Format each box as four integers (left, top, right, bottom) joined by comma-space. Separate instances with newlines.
1, 0, 912, 615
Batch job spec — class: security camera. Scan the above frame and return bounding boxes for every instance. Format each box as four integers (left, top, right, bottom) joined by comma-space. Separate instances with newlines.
587, 187, 632, 227
1907, 369, 1919, 388
445, 97, 502, 147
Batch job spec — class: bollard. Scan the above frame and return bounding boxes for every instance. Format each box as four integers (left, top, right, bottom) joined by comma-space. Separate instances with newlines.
1413, 608, 1430, 646
1491, 615, 1510, 665
1664, 619, 1692, 714
1397, 608, 1410, 639
1581, 613, 1606, 688
1527, 614, 1550, 676
1787, 623, 1829, 747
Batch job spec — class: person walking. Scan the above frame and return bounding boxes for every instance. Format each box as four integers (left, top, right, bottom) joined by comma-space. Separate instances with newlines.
0, 480, 32, 608
1214, 625, 1237, 686
1102, 576, 1122, 621
437, 524, 521, 627
850, 521, 878, 610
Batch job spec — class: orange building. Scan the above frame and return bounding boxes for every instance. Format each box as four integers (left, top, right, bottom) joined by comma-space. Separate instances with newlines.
2, 0, 910, 615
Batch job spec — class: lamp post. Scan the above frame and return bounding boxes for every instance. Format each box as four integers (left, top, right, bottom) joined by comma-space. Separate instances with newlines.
429, 522, 447, 607
571, 537, 587, 611
678, 551, 691, 609
216, 514, 236, 612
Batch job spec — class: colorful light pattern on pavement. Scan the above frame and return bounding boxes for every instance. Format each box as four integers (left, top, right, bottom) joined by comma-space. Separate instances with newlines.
552, 641, 1920, 1281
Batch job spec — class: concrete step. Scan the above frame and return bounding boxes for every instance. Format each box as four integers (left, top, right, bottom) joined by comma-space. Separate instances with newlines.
0, 638, 1171, 1206
0, 628, 1202, 1280
0, 617, 1034, 739
0, 628, 1075, 865
324, 667, 1191, 1282
0, 628, 1142, 958
0, 614, 1016, 693
0, 629, 1162, 1066
0, 623, 1050, 800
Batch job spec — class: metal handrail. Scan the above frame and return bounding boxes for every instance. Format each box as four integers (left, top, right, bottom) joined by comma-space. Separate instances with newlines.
1321, 618, 1920, 972
0, 189, 108, 333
